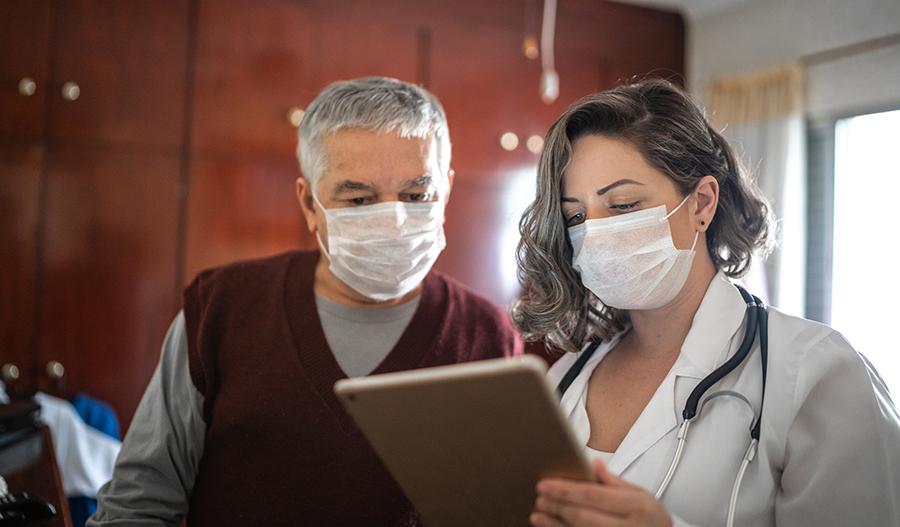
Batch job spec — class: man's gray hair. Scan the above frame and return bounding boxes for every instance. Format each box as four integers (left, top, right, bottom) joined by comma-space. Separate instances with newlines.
297, 77, 451, 193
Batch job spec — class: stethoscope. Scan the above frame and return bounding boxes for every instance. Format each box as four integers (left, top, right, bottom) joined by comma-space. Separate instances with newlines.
557, 285, 768, 527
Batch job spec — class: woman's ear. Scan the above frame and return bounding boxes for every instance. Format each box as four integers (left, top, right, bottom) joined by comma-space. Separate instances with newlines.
694, 175, 719, 232
296, 177, 318, 233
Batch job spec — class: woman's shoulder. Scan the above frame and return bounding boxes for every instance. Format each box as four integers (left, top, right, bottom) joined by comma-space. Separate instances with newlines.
765, 306, 895, 421
765, 307, 864, 371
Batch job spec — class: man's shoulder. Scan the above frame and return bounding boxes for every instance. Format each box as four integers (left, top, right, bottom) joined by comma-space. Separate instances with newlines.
428, 269, 505, 318
188, 250, 316, 292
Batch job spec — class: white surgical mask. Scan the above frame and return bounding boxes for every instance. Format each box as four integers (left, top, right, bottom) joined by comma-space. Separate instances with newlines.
568, 194, 699, 310
314, 194, 446, 301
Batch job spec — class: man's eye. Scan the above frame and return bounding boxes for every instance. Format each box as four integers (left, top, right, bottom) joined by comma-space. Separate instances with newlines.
405, 193, 427, 202
348, 197, 370, 206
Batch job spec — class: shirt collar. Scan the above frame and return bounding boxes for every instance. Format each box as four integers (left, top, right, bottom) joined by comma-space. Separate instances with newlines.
674, 271, 748, 379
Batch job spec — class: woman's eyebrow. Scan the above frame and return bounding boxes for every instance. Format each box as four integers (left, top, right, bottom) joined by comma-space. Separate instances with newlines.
596, 178, 644, 196
561, 178, 644, 202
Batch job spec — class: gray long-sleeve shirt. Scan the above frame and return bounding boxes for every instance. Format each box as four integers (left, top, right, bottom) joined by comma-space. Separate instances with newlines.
88, 295, 419, 526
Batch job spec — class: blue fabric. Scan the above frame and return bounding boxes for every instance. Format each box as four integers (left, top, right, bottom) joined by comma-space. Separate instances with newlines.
71, 394, 120, 441
69, 393, 121, 527
68, 497, 97, 527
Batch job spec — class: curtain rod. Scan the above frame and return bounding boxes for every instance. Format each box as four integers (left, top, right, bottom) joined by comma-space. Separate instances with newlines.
802, 31, 900, 67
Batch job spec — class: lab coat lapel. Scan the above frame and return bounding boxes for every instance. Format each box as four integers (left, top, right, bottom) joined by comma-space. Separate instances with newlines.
607, 273, 748, 476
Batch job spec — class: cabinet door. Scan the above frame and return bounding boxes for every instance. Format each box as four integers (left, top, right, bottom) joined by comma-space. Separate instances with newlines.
47, 0, 190, 148
184, 155, 313, 283
0, 142, 44, 389
36, 147, 180, 426
190, 0, 317, 158
190, 0, 422, 159
0, 0, 53, 140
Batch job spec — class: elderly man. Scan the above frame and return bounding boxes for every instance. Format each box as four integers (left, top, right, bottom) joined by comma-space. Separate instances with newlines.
89, 77, 522, 526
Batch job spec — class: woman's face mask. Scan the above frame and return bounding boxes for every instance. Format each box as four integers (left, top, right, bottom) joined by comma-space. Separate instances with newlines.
314, 193, 446, 301
568, 193, 698, 310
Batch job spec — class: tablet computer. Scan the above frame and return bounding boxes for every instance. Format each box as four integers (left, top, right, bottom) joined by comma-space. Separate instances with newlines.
334, 355, 592, 527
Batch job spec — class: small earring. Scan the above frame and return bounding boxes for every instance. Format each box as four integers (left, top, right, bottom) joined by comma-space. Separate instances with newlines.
700, 220, 706, 226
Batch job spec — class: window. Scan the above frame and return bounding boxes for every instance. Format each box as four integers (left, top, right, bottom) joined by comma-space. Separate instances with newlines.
831, 108, 900, 395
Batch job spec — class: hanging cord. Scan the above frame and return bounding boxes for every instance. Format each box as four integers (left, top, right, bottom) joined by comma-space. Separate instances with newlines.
540, 0, 559, 103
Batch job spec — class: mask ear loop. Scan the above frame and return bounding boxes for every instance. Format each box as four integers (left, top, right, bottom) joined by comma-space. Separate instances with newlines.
311, 190, 332, 261
662, 193, 701, 252
662, 193, 693, 221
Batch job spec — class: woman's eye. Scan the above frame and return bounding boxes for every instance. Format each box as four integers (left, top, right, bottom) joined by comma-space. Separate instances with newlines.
348, 197, 370, 206
566, 212, 585, 226
611, 201, 639, 211
404, 193, 428, 202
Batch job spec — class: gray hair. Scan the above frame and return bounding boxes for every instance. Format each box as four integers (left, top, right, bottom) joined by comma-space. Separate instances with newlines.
297, 77, 451, 193
512, 79, 774, 352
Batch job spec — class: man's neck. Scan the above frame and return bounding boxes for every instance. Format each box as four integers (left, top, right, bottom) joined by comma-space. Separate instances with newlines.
312, 256, 423, 309
623, 256, 717, 359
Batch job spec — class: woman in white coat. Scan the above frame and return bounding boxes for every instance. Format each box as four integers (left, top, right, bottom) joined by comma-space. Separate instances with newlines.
513, 79, 900, 527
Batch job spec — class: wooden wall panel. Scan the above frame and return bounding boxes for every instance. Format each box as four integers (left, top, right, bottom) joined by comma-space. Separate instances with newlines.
190, 0, 424, 159
48, 0, 190, 148
190, 0, 317, 157
0, 0, 53, 140
307, 0, 421, 88
36, 147, 180, 426
184, 155, 314, 282
0, 143, 43, 388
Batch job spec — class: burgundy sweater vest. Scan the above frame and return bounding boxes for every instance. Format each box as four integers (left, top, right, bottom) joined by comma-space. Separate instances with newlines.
182, 251, 521, 526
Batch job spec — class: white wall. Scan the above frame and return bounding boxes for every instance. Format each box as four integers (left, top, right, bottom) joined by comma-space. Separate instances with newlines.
688, 0, 900, 119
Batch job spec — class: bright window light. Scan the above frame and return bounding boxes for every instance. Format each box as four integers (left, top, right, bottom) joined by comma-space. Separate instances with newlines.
832, 108, 900, 396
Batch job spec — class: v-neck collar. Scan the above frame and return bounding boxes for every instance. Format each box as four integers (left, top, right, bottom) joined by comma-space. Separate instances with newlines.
610, 272, 748, 474
284, 251, 448, 422
562, 272, 749, 475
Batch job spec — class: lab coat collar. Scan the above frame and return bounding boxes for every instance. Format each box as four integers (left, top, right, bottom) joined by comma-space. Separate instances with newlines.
676, 271, 748, 377
607, 271, 748, 475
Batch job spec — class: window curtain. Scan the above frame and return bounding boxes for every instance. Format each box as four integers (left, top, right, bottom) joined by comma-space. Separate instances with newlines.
706, 65, 806, 316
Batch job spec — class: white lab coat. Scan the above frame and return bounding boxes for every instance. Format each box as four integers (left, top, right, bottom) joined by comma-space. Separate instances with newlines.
548, 272, 900, 527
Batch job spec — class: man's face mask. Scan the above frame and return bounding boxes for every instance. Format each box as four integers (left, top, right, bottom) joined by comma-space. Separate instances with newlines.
314, 193, 446, 301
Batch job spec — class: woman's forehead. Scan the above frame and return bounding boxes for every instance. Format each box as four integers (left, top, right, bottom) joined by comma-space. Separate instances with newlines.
563, 136, 669, 194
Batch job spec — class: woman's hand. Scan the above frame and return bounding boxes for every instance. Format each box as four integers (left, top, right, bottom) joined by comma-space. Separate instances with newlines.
531, 459, 673, 527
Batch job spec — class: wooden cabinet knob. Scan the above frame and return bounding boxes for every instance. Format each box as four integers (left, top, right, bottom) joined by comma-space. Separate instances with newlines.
18, 77, 37, 96
1, 363, 20, 381
45, 361, 65, 379
61, 81, 80, 101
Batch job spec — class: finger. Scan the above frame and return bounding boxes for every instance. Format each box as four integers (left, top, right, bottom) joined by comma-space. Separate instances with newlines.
530, 512, 567, 527
536, 479, 642, 516
534, 496, 624, 526
592, 459, 622, 486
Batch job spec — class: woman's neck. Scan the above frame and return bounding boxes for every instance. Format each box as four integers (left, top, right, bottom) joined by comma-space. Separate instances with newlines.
624, 255, 717, 359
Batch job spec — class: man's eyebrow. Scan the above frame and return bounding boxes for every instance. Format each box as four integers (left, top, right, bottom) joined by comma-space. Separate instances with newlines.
401, 175, 433, 189
333, 180, 376, 193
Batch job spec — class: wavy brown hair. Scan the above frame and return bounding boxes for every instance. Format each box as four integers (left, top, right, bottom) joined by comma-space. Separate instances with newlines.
511, 79, 774, 352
